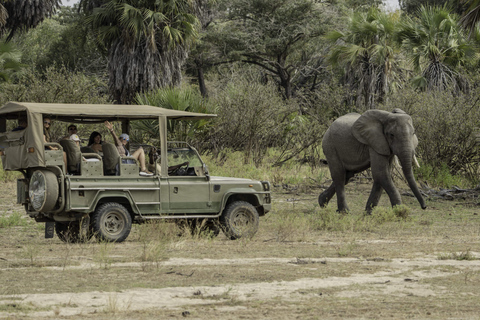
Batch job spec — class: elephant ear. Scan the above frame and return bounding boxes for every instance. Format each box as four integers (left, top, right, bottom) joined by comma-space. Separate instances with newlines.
352, 110, 391, 156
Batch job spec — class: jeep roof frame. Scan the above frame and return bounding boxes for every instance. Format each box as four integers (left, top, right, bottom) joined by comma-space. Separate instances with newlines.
0, 101, 216, 177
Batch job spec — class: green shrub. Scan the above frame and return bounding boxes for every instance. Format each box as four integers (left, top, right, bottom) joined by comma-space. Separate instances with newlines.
201, 74, 330, 167
0, 166, 22, 183
0, 66, 110, 106
415, 162, 468, 188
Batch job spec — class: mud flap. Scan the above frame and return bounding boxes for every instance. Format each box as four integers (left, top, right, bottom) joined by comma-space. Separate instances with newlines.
80, 215, 90, 240
45, 221, 55, 238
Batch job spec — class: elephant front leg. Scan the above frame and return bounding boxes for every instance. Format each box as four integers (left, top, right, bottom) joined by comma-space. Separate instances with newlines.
370, 152, 402, 210
365, 181, 382, 214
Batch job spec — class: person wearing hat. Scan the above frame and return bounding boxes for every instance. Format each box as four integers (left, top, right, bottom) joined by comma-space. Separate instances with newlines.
104, 121, 152, 175
62, 124, 80, 142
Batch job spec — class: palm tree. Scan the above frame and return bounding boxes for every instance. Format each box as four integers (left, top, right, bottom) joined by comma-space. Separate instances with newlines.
327, 7, 402, 108
80, 0, 199, 104
396, 6, 474, 91
460, 0, 480, 34
0, 0, 61, 40
0, 3, 7, 31
0, 41, 22, 82
135, 85, 209, 141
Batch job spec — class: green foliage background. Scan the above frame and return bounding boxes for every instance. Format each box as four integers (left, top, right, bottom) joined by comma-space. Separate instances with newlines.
2, 0, 480, 188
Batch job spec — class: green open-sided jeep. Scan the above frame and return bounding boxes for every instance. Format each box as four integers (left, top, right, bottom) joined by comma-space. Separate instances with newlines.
0, 102, 271, 242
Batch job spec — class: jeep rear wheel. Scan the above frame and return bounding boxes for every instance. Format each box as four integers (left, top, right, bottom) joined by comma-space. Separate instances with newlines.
92, 203, 132, 243
220, 201, 259, 240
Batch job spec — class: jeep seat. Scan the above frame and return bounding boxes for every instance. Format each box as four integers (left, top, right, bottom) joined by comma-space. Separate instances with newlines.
80, 146, 95, 154
59, 140, 81, 174
102, 142, 120, 176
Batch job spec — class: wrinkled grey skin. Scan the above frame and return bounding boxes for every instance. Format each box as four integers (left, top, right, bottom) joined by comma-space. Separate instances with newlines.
319, 108, 427, 213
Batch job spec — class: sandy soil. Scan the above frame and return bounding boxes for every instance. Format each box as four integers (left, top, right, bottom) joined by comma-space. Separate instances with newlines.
1, 181, 480, 319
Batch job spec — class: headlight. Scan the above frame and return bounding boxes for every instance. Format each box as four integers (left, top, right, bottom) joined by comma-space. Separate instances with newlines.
29, 170, 59, 212
261, 181, 270, 191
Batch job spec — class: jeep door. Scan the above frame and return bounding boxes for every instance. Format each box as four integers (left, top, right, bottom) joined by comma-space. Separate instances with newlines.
166, 148, 212, 213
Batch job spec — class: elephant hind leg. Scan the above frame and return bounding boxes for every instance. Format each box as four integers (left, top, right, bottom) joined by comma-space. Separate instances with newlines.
318, 183, 336, 207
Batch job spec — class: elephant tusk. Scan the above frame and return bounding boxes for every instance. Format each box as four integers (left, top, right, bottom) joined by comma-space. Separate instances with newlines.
394, 155, 400, 168
413, 154, 420, 168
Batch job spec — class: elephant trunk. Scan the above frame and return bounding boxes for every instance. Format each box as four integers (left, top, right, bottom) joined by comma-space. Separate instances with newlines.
398, 152, 426, 210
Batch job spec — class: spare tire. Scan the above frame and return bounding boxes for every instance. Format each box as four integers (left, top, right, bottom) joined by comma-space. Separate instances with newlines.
29, 170, 59, 212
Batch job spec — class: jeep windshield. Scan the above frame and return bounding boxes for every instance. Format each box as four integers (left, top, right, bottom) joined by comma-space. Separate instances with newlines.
168, 145, 203, 168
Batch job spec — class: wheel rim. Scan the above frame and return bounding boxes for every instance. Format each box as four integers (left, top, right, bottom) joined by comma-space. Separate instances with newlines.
231, 209, 254, 232
102, 211, 125, 236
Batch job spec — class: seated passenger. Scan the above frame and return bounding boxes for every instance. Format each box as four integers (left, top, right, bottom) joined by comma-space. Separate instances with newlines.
61, 124, 80, 143
104, 121, 152, 176
12, 117, 27, 131
43, 117, 67, 168
88, 131, 103, 154
70, 134, 97, 161
43, 117, 58, 150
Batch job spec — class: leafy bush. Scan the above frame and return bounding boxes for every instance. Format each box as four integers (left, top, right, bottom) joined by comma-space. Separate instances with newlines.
0, 66, 110, 106
0, 66, 110, 140
202, 76, 330, 167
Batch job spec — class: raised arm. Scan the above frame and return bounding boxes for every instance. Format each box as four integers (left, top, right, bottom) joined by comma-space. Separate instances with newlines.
104, 121, 122, 147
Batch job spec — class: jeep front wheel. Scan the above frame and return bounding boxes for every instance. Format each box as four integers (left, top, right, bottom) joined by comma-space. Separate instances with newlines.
92, 203, 132, 243
220, 201, 259, 240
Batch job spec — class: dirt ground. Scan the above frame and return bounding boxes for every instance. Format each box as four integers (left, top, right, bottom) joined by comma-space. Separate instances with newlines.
1, 180, 480, 319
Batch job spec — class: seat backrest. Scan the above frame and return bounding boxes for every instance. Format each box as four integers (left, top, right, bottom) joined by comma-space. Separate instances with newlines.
80, 146, 95, 154
102, 142, 120, 175
59, 140, 82, 174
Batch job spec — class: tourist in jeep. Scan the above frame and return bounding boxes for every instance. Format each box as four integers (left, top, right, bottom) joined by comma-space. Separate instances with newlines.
12, 117, 27, 131
43, 117, 57, 150
87, 131, 103, 154
61, 124, 80, 142
104, 121, 152, 175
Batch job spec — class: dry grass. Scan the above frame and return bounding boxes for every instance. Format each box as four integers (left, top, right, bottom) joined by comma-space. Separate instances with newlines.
1, 177, 480, 319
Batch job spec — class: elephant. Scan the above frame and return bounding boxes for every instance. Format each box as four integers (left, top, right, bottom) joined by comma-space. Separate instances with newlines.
318, 108, 427, 213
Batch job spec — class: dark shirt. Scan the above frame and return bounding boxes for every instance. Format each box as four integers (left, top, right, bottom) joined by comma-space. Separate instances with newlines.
12, 126, 26, 132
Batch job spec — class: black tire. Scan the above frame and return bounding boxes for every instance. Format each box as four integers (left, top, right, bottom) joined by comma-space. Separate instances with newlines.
220, 201, 259, 240
55, 221, 92, 243
92, 203, 132, 243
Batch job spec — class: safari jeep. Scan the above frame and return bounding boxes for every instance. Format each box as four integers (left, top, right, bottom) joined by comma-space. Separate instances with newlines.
0, 102, 271, 243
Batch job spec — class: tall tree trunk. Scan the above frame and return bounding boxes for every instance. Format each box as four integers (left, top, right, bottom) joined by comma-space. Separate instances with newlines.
195, 58, 208, 98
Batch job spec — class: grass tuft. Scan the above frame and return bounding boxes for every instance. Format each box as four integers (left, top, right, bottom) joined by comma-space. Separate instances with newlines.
0, 212, 28, 228
438, 250, 477, 261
